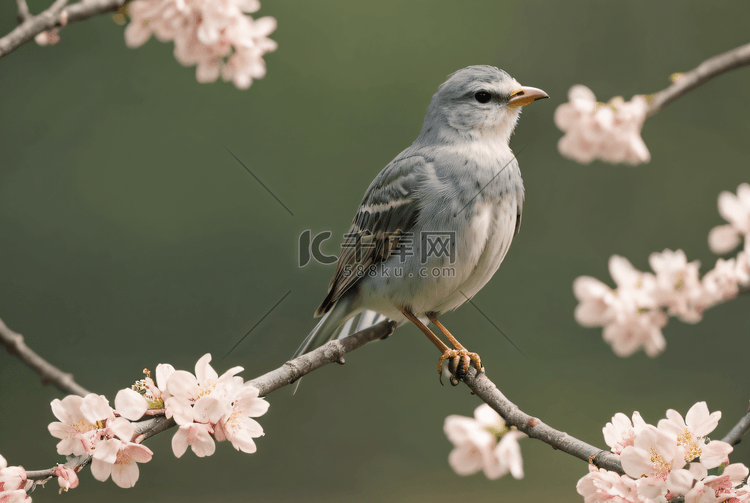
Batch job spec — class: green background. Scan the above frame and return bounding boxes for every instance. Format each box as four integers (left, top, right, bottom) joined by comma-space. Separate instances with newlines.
1, 1, 749, 501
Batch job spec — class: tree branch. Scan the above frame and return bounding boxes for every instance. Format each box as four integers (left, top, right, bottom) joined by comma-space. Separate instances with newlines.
0, 317, 91, 396
648, 42, 750, 116
16, 0, 32, 23
0, 0, 128, 58
12, 308, 748, 486
462, 367, 624, 473
23, 320, 398, 481
721, 407, 750, 447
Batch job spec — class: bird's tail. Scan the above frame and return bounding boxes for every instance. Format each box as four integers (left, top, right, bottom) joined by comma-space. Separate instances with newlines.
293, 299, 390, 359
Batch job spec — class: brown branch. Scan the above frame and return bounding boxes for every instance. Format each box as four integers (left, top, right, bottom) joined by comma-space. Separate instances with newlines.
647, 42, 750, 116
0, 0, 128, 58
0, 316, 91, 396
16, 0, 32, 23
462, 367, 624, 473
24, 320, 398, 482
721, 408, 750, 446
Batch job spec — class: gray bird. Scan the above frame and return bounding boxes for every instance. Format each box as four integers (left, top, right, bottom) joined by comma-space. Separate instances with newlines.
296, 65, 547, 383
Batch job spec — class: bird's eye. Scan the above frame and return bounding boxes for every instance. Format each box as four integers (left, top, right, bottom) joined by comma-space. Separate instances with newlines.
474, 91, 492, 104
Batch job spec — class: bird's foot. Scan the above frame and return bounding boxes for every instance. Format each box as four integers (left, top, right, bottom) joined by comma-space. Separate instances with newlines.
438, 349, 483, 386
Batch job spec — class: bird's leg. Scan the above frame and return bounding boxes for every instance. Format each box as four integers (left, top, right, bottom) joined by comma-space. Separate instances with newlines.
397, 306, 456, 385
427, 313, 483, 385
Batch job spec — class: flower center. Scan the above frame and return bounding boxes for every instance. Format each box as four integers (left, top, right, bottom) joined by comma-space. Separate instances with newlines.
115, 449, 132, 466
196, 379, 216, 398
649, 448, 672, 479
71, 420, 97, 434
677, 428, 702, 462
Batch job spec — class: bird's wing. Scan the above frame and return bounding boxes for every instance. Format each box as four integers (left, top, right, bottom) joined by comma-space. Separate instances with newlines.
314, 155, 427, 316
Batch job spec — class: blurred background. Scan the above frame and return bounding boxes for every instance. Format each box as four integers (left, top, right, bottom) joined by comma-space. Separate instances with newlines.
1, 0, 749, 501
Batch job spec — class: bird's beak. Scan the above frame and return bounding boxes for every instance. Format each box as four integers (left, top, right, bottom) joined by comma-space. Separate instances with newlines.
507, 86, 549, 108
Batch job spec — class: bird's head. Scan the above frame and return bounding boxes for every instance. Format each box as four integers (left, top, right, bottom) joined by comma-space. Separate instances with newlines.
418, 65, 548, 145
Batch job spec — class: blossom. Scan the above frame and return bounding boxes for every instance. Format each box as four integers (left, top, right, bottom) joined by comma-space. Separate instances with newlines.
708, 183, 750, 254
491, 430, 526, 480
214, 385, 268, 454
582, 404, 749, 503
165, 353, 243, 426
621, 425, 685, 486
602, 311, 667, 358
163, 353, 268, 458
555, 85, 650, 165
54, 465, 78, 494
576, 465, 642, 503
91, 439, 153, 489
444, 404, 526, 480
115, 388, 149, 421
648, 249, 703, 323
603, 411, 647, 455
0, 455, 29, 502
48, 394, 115, 456
124, 0, 277, 89
172, 423, 216, 458
657, 402, 731, 469
573, 248, 731, 358
0, 455, 27, 493
699, 258, 741, 307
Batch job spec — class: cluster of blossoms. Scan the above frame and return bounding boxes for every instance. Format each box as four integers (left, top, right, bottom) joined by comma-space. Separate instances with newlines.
124, 0, 277, 89
443, 404, 526, 480
0, 454, 31, 502
554, 85, 650, 165
578, 402, 748, 503
31, 353, 267, 496
574, 184, 750, 357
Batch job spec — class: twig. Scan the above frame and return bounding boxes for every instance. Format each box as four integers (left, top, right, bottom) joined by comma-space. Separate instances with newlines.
648, 42, 750, 116
722, 409, 750, 447
462, 367, 624, 473
0, 317, 91, 396
0, 0, 68, 57
0, 0, 128, 58
16, 0, 32, 23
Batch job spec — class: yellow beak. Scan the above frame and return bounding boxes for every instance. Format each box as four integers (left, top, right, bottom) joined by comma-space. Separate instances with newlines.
507, 86, 549, 108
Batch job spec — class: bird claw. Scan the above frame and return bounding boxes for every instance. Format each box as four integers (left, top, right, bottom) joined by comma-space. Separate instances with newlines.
438, 349, 483, 386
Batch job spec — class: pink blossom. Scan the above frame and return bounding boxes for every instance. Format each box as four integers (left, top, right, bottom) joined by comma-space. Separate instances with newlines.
0, 455, 27, 493
649, 249, 704, 323
444, 404, 525, 480
555, 85, 650, 165
621, 425, 686, 483
172, 423, 216, 458
0, 490, 29, 503
576, 465, 641, 503
124, 0, 277, 89
48, 394, 114, 456
573, 276, 619, 327
708, 183, 750, 254
91, 438, 153, 488
602, 310, 667, 358
214, 385, 268, 454
54, 465, 78, 494
444, 412, 497, 478
489, 430, 526, 480
657, 402, 730, 468
115, 388, 149, 421
165, 353, 243, 426
699, 258, 741, 308
603, 411, 647, 455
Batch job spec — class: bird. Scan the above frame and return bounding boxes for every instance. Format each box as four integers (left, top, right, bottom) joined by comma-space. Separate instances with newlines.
296, 65, 548, 384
